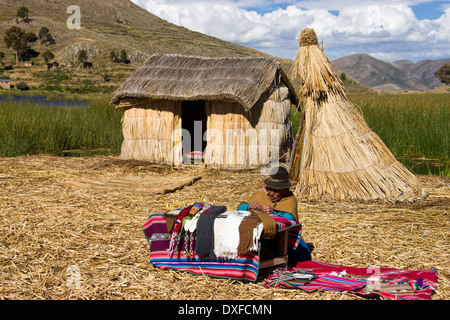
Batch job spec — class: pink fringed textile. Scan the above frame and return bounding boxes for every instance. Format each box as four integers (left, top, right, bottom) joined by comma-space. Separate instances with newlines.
265, 260, 438, 300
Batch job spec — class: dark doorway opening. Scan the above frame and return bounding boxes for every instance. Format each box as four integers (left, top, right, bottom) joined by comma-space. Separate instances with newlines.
181, 100, 207, 164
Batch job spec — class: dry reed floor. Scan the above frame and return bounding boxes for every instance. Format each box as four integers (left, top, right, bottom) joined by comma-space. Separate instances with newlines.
0, 155, 448, 300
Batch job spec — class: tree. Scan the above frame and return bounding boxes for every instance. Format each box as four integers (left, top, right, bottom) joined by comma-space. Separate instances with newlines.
110, 50, 119, 62
38, 27, 49, 42
102, 73, 111, 82
42, 50, 54, 63
38, 26, 55, 44
110, 49, 130, 64
77, 49, 88, 65
0, 51, 4, 64
16, 6, 29, 23
4, 26, 38, 63
4, 26, 23, 63
44, 33, 55, 44
16, 81, 29, 91
120, 49, 130, 64
24, 32, 37, 44
78, 50, 92, 68
434, 63, 450, 85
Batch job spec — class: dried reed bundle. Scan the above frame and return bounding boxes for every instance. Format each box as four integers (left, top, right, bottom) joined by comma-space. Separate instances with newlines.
289, 28, 422, 202
292, 29, 344, 101
0, 156, 448, 300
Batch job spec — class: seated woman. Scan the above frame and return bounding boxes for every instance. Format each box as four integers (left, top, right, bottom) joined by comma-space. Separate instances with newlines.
238, 166, 298, 220
238, 166, 311, 263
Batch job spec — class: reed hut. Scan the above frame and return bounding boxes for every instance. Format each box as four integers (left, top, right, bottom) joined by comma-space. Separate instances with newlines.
111, 54, 298, 169
288, 28, 422, 202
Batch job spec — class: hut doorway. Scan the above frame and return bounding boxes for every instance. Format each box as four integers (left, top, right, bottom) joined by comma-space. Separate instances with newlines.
181, 100, 207, 164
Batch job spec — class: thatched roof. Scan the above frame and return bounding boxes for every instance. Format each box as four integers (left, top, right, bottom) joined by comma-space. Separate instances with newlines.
111, 54, 298, 112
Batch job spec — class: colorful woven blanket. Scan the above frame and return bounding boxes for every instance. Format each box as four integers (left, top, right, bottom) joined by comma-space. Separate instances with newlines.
264, 260, 438, 300
142, 211, 302, 281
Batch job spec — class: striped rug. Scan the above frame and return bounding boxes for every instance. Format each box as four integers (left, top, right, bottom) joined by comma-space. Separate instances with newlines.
264, 260, 438, 300
143, 212, 302, 281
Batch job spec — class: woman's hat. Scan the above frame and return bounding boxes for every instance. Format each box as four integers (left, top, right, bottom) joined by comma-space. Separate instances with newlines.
264, 166, 291, 190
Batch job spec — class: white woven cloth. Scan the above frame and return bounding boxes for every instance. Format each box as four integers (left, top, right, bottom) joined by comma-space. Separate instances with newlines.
215, 211, 250, 259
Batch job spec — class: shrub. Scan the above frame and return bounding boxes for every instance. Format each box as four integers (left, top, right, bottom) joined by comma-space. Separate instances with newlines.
16, 81, 29, 90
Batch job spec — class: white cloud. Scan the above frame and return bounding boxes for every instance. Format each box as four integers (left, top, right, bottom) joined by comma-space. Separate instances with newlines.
131, 0, 450, 62
434, 7, 450, 41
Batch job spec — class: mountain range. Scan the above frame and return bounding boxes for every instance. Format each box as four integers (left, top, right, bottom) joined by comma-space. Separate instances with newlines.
0, 0, 306, 92
332, 54, 449, 93
0, 0, 447, 94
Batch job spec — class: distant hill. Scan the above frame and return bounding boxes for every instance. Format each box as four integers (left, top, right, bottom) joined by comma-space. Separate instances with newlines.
0, 0, 369, 94
0, 0, 278, 91
0, 0, 271, 62
333, 54, 450, 92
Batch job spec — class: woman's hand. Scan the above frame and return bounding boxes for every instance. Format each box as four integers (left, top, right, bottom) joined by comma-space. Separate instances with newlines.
262, 205, 274, 215
248, 201, 261, 210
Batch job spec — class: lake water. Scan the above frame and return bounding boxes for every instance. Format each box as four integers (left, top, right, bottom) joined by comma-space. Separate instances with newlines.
0, 95, 91, 107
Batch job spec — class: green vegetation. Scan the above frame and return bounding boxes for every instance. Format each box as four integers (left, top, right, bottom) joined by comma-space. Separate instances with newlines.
38, 27, 55, 45
16, 6, 29, 23
110, 49, 130, 64
16, 81, 29, 90
434, 63, 450, 85
349, 93, 449, 175
3, 26, 38, 63
290, 104, 302, 137
41, 50, 54, 63
348, 93, 448, 161
0, 92, 448, 176
0, 97, 124, 157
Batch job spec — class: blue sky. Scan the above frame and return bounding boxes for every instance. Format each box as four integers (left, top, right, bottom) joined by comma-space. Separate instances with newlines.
132, 0, 450, 62
411, 1, 447, 19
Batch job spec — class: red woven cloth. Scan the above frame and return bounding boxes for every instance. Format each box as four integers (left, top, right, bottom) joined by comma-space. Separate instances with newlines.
265, 260, 438, 300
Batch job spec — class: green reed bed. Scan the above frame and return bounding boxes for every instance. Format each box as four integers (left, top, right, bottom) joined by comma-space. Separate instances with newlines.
0, 98, 124, 157
1, 93, 448, 176
348, 93, 449, 175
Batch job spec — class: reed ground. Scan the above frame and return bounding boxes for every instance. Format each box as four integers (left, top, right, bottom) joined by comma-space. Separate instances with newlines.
0, 155, 448, 300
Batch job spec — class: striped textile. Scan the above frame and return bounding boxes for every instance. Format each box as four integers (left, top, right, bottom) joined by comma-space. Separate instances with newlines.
264, 260, 438, 300
142, 212, 302, 282
272, 216, 302, 250
150, 251, 260, 281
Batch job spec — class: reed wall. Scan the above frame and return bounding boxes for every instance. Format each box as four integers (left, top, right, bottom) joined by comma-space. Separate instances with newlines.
204, 84, 293, 169
120, 100, 181, 164
118, 84, 294, 168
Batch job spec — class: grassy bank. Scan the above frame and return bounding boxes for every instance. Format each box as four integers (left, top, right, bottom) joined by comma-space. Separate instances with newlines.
0, 97, 124, 157
1, 92, 448, 176
348, 93, 449, 174
349, 93, 448, 159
